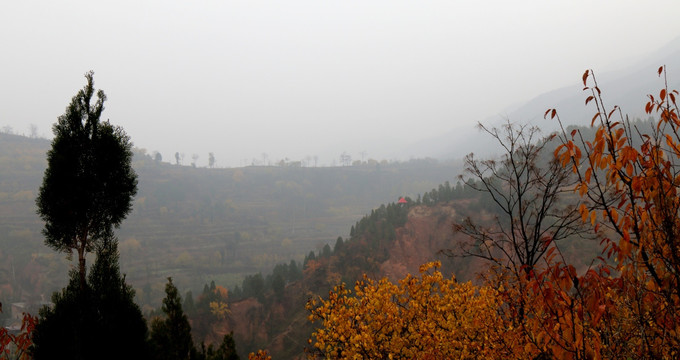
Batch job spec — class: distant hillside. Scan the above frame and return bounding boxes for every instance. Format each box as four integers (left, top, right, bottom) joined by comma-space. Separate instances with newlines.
400, 37, 680, 161
0, 132, 465, 309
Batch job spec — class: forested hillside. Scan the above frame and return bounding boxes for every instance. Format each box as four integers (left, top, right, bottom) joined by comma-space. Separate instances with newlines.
217, 166, 603, 357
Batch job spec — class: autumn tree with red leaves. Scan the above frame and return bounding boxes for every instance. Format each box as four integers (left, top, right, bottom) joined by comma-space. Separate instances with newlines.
548, 66, 680, 358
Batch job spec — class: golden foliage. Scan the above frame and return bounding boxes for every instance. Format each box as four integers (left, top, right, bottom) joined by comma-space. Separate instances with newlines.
209, 285, 230, 320
248, 349, 272, 360
306, 262, 516, 359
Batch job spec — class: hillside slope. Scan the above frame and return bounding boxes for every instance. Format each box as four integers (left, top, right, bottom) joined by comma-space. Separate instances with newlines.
220, 185, 603, 358
0, 132, 465, 308
221, 199, 487, 358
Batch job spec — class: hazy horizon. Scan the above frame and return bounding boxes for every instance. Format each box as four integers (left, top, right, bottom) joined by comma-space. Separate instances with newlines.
2, 1, 680, 167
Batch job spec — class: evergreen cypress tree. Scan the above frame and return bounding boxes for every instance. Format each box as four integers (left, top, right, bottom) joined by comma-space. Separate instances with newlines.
36, 71, 138, 290
32, 270, 91, 359
88, 239, 149, 359
184, 291, 196, 315
213, 332, 240, 360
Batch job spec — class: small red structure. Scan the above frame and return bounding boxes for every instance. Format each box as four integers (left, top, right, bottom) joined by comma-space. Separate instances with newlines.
398, 197, 408, 204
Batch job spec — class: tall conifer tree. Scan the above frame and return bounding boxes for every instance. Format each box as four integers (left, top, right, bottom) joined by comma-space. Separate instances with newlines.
36, 71, 137, 289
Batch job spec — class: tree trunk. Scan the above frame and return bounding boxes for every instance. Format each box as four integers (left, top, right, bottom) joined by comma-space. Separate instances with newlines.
78, 241, 87, 291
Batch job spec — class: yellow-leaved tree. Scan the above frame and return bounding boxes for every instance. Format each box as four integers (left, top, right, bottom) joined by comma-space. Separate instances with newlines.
306, 262, 516, 359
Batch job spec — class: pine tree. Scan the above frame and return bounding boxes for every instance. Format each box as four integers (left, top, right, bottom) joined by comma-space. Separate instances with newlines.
149, 277, 194, 360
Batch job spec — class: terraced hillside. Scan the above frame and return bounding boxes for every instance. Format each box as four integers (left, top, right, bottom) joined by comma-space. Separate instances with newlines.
0, 132, 464, 308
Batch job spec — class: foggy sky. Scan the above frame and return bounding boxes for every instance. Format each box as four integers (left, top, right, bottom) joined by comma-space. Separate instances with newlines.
2, 1, 680, 167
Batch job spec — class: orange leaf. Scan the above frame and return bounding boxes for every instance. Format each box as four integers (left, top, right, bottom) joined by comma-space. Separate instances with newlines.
591, 113, 600, 126
585, 95, 594, 106
658, 66, 664, 76
544, 108, 552, 119
665, 133, 674, 148
582, 70, 590, 86
608, 106, 618, 119
661, 88, 667, 101
581, 206, 588, 223
546, 246, 556, 259
616, 137, 626, 150
626, 163, 634, 177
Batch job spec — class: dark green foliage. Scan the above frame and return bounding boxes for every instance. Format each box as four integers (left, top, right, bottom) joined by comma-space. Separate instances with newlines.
36, 71, 137, 288
321, 243, 332, 258
184, 291, 195, 315
241, 273, 265, 302
351, 199, 410, 242
231, 260, 303, 303
288, 260, 302, 282
272, 274, 285, 300
231, 285, 243, 299
422, 192, 431, 205
213, 332, 240, 360
196, 333, 240, 360
149, 277, 194, 360
334, 237, 343, 253
32, 272, 90, 360
87, 240, 149, 357
304, 250, 316, 267
32, 240, 148, 360
417, 180, 480, 206
269, 263, 288, 284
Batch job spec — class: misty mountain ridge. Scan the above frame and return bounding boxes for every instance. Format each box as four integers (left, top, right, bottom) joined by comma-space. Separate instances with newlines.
398, 36, 680, 162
